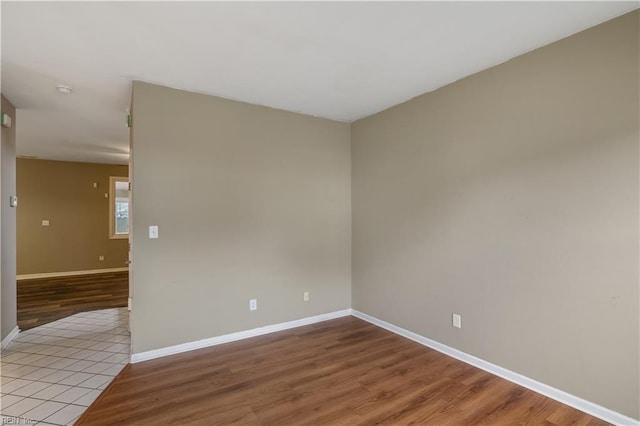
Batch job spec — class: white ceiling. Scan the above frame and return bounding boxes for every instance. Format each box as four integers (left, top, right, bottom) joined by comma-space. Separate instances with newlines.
2, 2, 637, 165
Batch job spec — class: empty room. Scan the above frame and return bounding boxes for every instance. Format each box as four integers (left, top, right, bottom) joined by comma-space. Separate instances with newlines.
0, 2, 638, 425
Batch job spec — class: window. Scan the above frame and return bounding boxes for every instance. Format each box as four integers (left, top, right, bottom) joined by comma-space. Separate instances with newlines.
110, 176, 129, 239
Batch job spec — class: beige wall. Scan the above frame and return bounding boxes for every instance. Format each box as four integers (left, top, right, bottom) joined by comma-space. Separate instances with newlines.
1, 95, 17, 340
17, 159, 129, 275
130, 82, 351, 353
352, 10, 639, 419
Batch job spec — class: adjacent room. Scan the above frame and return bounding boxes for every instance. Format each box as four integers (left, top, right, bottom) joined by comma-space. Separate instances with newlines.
16, 158, 130, 329
1, 2, 638, 425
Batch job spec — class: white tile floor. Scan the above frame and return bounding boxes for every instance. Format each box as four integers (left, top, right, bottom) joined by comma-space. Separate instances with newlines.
1, 308, 130, 425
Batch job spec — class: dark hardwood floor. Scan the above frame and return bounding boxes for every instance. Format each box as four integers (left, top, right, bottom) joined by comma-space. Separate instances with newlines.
17, 271, 128, 330
77, 316, 607, 425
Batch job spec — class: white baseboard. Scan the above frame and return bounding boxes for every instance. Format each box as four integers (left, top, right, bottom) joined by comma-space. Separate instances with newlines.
129, 307, 637, 424
131, 309, 353, 363
17, 267, 129, 281
351, 310, 638, 426
1, 326, 20, 351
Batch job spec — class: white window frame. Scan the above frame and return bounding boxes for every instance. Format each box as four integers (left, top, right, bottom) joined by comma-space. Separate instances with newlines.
109, 176, 129, 239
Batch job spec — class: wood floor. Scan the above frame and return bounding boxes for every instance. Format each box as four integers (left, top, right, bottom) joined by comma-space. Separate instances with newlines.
17, 271, 129, 330
77, 316, 607, 425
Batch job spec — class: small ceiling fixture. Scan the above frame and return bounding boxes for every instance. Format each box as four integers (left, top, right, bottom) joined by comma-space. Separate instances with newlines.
56, 85, 72, 95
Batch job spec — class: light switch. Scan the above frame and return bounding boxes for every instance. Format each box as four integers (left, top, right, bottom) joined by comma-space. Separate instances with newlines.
42, 220, 50, 227
1, 113, 12, 128
149, 225, 159, 239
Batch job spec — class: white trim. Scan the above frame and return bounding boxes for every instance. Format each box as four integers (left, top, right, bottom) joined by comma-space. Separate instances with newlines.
131, 309, 353, 363
17, 267, 129, 281
1, 326, 20, 351
109, 176, 130, 239
351, 310, 639, 426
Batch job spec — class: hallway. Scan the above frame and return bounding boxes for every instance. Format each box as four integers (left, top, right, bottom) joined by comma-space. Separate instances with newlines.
0, 308, 129, 425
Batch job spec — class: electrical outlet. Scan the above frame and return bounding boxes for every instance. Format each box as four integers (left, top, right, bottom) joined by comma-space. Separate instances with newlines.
452, 314, 462, 329
98, 256, 105, 261
303, 291, 309, 301
41, 220, 50, 227
249, 299, 257, 311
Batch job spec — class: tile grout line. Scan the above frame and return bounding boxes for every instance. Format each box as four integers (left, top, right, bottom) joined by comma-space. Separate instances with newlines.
1, 308, 130, 426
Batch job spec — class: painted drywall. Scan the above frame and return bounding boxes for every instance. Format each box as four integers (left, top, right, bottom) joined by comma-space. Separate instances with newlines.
1, 95, 17, 340
352, 10, 639, 420
16, 159, 128, 275
130, 81, 351, 353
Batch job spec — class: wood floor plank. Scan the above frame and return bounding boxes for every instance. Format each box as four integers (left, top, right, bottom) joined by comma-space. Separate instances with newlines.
17, 271, 128, 329
76, 316, 609, 425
